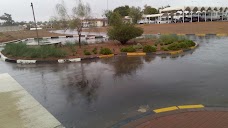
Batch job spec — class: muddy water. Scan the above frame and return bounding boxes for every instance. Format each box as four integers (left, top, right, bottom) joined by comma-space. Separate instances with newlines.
1, 36, 228, 128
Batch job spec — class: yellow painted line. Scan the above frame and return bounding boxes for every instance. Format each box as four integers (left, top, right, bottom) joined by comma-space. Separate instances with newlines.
178, 104, 204, 109
127, 53, 146, 56
170, 50, 183, 55
196, 34, 206, 37
153, 106, 178, 113
217, 34, 227, 37
99, 54, 114, 58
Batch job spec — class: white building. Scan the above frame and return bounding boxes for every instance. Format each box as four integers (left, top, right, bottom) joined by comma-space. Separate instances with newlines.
141, 6, 228, 24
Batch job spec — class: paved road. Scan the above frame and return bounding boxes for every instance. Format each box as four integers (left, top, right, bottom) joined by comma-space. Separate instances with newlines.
1, 36, 228, 128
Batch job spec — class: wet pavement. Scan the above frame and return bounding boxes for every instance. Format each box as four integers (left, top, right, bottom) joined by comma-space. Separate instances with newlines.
1, 36, 228, 128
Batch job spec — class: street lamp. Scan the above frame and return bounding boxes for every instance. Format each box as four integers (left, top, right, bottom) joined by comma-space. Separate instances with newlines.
31, 3, 39, 45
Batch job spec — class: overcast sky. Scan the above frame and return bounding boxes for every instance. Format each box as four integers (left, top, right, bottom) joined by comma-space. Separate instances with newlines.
0, 0, 227, 22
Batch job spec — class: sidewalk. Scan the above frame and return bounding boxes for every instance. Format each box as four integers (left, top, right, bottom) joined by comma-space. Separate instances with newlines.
0, 73, 64, 128
121, 108, 228, 128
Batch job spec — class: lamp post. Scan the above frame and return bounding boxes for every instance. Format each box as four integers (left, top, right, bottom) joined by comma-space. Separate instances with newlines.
31, 3, 39, 45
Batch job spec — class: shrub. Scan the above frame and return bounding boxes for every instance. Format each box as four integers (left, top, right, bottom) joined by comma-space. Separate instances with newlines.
161, 47, 169, 51
3, 43, 67, 58
92, 47, 98, 54
184, 40, 195, 47
84, 49, 91, 55
167, 41, 195, 51
121, 46, 136, 52
143, 45, 157, 53
133, 43, 143, 50
100, 48, 112, 55
108, 23, 143, 44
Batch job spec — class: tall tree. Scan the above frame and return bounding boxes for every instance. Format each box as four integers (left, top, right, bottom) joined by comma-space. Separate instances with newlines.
0, 13, 15, 26
143, 5, 158, 14
103, 10, 113, 24
129, 6, 142, 24
113, 5, 130, 17
109, 12, 123, 26
55, 0, 91, 48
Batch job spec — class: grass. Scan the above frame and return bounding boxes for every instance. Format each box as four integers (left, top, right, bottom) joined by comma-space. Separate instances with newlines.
65, 42, 77, 53
3, 43, 67, 58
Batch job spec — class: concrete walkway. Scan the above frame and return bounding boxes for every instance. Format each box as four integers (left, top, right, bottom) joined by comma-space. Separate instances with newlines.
0, 73, 64, 128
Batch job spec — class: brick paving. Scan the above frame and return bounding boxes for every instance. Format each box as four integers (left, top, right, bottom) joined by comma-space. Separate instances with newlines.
121, 109, 228, 128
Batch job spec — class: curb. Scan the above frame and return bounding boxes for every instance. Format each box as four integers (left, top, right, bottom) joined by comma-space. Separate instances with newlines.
111, 104, 206, 128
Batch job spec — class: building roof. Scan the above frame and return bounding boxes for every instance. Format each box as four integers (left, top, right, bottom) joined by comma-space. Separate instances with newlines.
143, 14, 164, 18
161, 6, 228, 13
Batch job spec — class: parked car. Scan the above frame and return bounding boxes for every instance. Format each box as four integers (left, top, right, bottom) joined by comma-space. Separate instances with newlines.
177, 17, 191, 23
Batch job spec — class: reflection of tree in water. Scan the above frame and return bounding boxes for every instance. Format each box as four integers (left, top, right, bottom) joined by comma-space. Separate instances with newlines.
143, 56, 155, 63
61, 62, 101, 105
102, 56, 144, 77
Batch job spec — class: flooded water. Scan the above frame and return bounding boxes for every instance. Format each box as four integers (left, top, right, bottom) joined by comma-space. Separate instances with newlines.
1, 36, 228, 128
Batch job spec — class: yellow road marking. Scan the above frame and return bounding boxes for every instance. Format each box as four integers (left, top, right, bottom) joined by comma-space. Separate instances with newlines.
217, 34, 227, 37
178, 104, 204, 109
127, 53, 146, 56
153, 106, 178, 113
196, 34, 206, 36
99, 54, 114, 58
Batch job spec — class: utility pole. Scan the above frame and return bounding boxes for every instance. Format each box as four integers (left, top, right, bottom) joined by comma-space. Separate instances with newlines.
107, 0, 109, 10
31, 3, 39, 45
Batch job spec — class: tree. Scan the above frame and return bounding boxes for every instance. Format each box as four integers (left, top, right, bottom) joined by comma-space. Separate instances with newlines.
103, 10, 113, 24
0, 13, 15, 26
129, 6, 142, 24
143, 5, 158, 14
113, 5, 130, 17
55, 0, 91, 48
108, 23, 143, 44
109, 12, 123, 26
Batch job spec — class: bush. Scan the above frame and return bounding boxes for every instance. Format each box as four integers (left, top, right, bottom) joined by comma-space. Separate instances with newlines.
161, 47, 169, 51
108, 23, 143, 44
121, 46, 136, 52
84, 49, 91, 55
133, 43, 143, 50
167, 41, 195, 51
100, 48, 112, 55
143, 45, 157, 53
92, 47, 98, 54
3, 43, 67, 58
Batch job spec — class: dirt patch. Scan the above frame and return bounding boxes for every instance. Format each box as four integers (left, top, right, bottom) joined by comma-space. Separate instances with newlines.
83, 21, 228, 34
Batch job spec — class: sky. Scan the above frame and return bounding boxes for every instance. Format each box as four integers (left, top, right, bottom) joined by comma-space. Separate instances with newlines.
0, 0, 227, 22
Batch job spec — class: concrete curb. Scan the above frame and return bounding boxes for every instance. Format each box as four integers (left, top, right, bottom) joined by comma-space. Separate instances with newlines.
0, 42, 198, 64
111, 104, 228, 128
